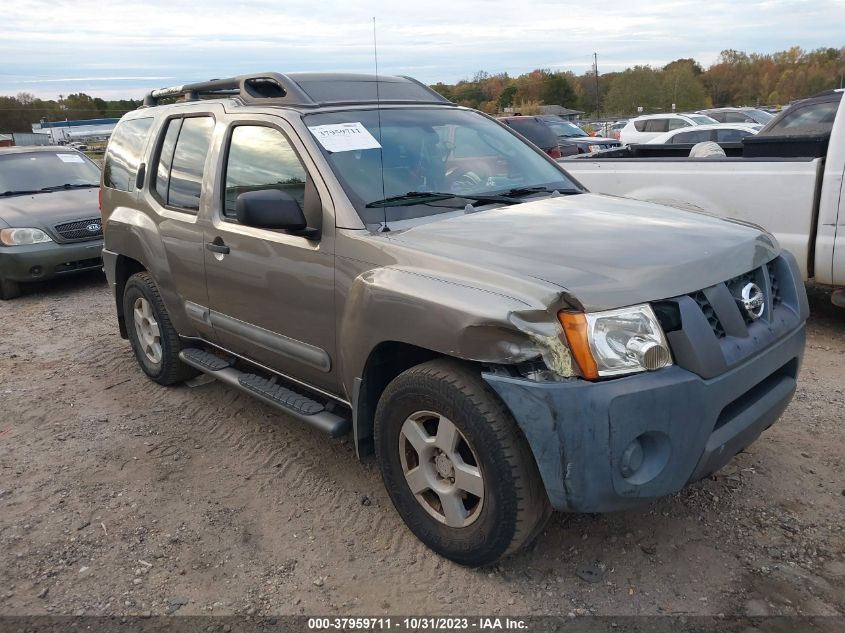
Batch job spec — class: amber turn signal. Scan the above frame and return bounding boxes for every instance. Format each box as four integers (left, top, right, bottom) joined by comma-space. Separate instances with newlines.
558, 311, 599, 380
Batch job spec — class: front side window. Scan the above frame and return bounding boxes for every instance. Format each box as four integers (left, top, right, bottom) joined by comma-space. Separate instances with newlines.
223, 125, 308, 218
104, 117, 153, 191
689, 115, 718, 125
0, 151, 100, 194
305, 108, 577, 225
667, 118, 689, 130
153, 116, 214, 212
545, 120, 587, 138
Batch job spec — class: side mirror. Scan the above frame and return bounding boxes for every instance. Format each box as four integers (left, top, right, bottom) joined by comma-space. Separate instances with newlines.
235, 189, 318, 237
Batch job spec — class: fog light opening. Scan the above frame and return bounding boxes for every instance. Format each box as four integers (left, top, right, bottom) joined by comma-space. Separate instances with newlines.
30, 265, 43, 277
620, 432, 671, 485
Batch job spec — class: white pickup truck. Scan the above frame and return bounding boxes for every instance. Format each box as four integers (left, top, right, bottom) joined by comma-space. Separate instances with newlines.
563, 92, 845, 306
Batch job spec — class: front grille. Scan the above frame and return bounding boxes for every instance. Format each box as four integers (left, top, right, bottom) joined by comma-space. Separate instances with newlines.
690, 290, 726, 338
53, 217, 103, 241
767, 261, 782, 305
659, 255, 803, 380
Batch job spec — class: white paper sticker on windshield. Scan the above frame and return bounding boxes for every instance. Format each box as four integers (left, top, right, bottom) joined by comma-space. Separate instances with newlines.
56, 153, 85, 163
308, 122, 381, 153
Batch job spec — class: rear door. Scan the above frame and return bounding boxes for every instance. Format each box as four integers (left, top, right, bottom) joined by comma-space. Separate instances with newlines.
201, 116, 339, 394
141, 107, 222, 340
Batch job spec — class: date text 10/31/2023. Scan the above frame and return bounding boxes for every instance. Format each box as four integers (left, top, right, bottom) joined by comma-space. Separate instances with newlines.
307, 617, 529, 630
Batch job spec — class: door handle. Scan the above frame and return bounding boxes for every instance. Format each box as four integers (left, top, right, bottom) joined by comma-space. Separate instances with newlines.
205, 241, 230, 255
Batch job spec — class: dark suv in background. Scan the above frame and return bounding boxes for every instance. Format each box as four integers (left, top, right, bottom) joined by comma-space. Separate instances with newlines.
498, 115, 621, 157
0, 146, 103, 299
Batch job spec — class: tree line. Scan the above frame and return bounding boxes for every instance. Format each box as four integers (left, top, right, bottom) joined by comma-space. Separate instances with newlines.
430, 46, 845, 118
1, 45, 842, 132
0, 93, 141, 133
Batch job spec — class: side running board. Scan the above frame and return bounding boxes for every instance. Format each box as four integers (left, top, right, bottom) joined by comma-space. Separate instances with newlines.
179, 348, 350, 437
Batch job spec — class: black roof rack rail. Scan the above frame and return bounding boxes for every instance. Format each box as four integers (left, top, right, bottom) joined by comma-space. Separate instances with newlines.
141, 71, 454, 109
142, 72, 315, 108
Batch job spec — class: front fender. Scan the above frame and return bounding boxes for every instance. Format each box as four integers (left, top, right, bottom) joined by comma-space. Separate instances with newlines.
338, 266, 573, 393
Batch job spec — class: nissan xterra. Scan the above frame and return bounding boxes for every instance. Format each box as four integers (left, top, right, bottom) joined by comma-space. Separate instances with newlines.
101, 72, 809, 566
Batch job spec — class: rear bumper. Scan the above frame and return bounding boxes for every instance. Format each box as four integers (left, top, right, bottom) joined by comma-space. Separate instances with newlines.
0, 240, 103, 282
483, 322, 806, 513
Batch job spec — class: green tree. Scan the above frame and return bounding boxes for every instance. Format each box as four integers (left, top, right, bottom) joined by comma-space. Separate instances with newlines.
604, 66, 663, 114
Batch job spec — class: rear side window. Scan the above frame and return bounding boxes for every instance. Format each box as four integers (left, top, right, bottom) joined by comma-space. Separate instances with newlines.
716, 128, 754, 142
103, 117, 153, 191
223, 125, 308, 218
644, 119, 669, 133
634, 120, 647, 132
709, 112, 727, 123
153, 116, 214, 212
672, 129, 710, 143
724, 111, 749, 123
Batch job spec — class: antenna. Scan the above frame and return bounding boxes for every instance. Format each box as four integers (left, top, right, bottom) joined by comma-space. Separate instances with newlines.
373, 17, 389, 232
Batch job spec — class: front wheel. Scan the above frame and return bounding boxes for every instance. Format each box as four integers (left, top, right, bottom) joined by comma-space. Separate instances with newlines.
375, 359, 550, 566
123, 271, 197, 385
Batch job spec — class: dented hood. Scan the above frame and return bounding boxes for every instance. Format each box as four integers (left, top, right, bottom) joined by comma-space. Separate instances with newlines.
385, 193, 779, 311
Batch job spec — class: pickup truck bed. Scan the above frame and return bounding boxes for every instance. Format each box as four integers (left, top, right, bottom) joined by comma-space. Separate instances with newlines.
562, 96, 845, 291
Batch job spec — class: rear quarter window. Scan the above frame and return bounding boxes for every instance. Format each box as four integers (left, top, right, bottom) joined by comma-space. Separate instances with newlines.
505, 119, 557, 149
103, 117, 154, 191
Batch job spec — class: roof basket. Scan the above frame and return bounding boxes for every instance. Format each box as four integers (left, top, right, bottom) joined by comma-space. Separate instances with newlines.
142, 72, 315, 108
141, 71, 454, 109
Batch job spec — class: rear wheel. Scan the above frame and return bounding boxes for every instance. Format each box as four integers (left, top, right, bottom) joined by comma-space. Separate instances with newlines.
0, 278, 21, 300
123, 272, 197, 385
375, 359, 550, 566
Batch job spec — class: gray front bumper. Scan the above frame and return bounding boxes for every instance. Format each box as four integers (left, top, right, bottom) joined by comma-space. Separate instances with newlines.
484, 322, 806, 513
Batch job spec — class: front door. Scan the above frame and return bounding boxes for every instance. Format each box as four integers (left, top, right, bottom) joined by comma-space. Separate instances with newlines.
202, 119, 338, 394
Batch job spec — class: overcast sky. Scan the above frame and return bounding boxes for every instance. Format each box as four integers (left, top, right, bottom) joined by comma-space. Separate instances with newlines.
2, 0, 844, 100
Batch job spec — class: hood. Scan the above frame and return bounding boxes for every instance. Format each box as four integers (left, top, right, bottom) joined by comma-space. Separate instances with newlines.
385, 193, 779, 311
0, 188, 100, 230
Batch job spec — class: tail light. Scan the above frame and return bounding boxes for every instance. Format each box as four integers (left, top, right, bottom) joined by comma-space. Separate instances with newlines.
548, 146, 562, 159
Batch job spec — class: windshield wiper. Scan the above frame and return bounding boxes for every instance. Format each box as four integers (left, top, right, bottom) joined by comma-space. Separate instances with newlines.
40, 183, 99, 192
500, 186, 582, 197
1, 189, 41, 197
365, 191, 520, 208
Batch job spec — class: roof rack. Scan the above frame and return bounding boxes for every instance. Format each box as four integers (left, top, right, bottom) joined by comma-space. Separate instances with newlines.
141, 71, 453, 109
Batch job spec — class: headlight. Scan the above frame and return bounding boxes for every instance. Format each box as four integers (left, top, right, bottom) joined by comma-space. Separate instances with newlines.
0, 228, 53, 246
559, 304, 672, 379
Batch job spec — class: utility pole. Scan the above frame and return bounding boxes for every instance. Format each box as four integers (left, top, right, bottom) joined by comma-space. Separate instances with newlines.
593, 52, 600, 118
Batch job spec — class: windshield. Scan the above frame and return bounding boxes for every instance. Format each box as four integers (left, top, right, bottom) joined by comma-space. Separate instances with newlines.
0, 151, 101, 194
305, 108, 578, 225
689, 115, 719, 125
545, 120, 587, 138
746, 109, 774, 124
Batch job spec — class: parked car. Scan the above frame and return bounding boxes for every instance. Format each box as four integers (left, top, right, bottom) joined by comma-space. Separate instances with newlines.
102, 72, 808, 566
646, 123, 760, 144
494, 116, 562, 158
499, 116, 620, 156
697, 107, 774, 125
619, 113, 719, 144
562, 90, 845, 305
757, 89, 842, 137
607, 120, 627, 140
0, 146, 103, 299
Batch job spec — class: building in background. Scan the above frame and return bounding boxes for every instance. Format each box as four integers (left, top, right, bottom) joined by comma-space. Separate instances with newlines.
31, 118, 118, 144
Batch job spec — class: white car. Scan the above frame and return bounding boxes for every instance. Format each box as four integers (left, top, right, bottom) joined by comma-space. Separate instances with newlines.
646, 123, 760, 144
619, 113, 718, 144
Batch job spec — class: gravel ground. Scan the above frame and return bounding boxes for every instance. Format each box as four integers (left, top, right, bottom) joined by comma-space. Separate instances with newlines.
0, 272, 843, 619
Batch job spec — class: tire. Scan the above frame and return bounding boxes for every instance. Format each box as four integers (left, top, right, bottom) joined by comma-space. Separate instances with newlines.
375, 358, 550, 566
122, 271, 197, 385
0, 278, 21, 300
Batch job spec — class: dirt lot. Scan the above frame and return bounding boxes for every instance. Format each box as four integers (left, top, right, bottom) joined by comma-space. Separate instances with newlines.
1, 272, 843, 619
